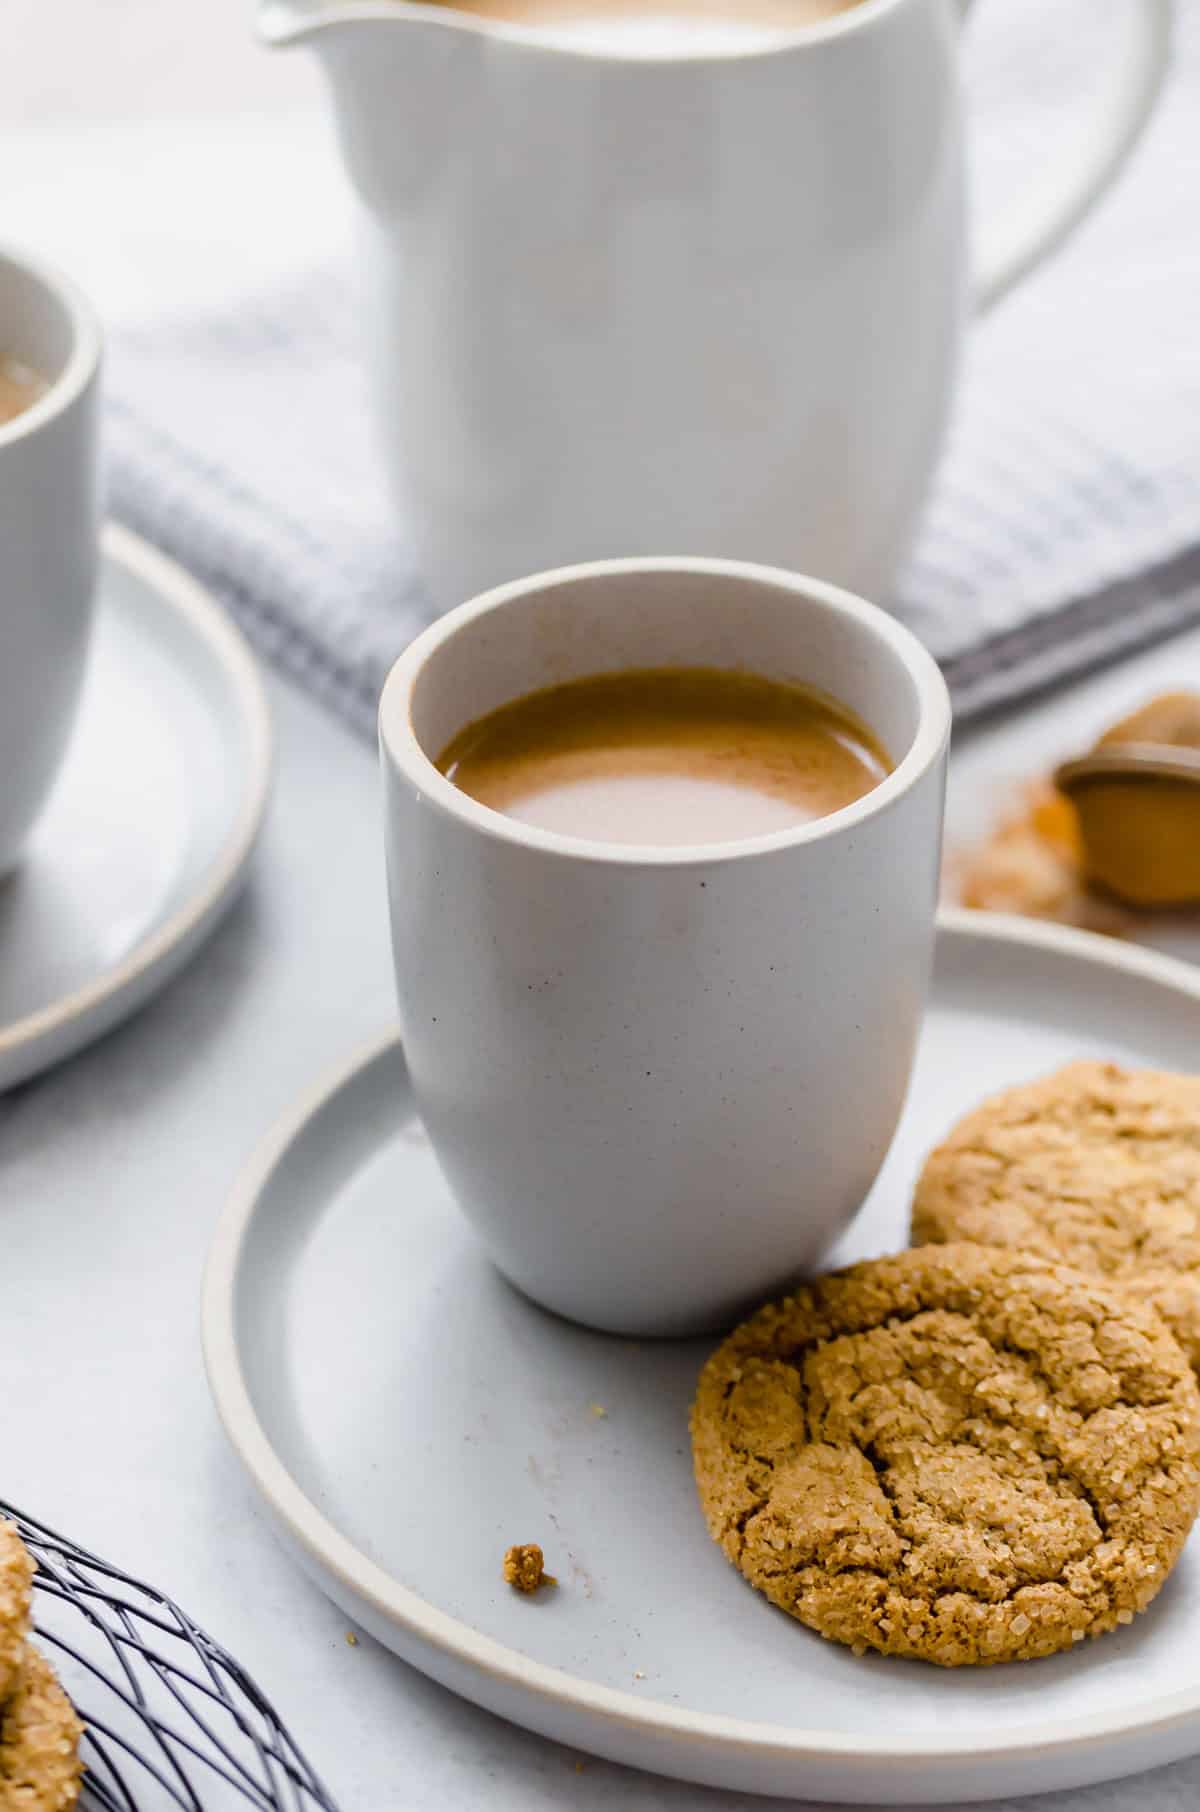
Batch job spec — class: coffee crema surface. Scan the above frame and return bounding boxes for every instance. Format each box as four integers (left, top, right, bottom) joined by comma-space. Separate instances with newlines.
426, 0, 861, 53
0, 359, 47, 427
437, 667, 891, 846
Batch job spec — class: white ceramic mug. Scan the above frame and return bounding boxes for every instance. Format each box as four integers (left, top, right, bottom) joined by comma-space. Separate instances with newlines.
264, 0, 1170, 610
0, 247, 101, 874
380, 559, 950, 1335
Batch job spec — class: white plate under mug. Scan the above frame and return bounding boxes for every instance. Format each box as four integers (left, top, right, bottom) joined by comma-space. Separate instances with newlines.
204, 913, 1200, 1805
0, 524, 272, 1090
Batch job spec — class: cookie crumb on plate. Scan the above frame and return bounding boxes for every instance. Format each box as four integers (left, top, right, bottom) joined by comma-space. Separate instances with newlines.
503, 1544, 557, 1594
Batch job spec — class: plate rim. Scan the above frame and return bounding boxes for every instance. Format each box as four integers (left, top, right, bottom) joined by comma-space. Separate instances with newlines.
0, 521, 273, 1070
202, 909, 1200, 1774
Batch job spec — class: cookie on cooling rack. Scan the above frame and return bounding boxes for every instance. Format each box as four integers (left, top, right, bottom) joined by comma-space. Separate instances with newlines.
0, 1643, 83, 1811
912, 1062, 1200, 1368
0, 1523, 34, 1706
691, 1244, 1200, 1665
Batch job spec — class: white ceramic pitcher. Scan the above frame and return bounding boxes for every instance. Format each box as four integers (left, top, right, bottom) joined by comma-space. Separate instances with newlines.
261, 0, 1172, 609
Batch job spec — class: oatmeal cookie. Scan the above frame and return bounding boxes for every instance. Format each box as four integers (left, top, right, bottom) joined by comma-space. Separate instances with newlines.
0, 1525, 34, 1708
0, 1645, 83, 1811
912, 1063, 1200, 1367
691, 1244, 1200, 1665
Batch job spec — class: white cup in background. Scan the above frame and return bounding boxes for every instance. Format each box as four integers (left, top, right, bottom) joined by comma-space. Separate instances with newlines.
380, 559, 950, 1336
0, 246, 101, 874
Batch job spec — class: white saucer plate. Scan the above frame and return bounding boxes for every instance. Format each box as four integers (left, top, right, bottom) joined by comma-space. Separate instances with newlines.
204, 912, 1200, 1805
0, 524, 271, 1090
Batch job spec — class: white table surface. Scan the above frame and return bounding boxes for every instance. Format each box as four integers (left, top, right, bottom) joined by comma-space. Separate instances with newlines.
1, 596, 1196, 1812
4, 6, 1200, 1808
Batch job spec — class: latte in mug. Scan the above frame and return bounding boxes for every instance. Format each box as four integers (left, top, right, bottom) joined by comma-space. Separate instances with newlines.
438, 666, 891, 846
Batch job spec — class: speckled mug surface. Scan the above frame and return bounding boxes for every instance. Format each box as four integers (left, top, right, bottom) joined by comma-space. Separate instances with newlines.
379, 558, 950, 1335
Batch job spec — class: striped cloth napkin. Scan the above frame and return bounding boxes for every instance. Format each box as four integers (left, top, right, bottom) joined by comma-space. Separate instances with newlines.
100, 0, 1200, 738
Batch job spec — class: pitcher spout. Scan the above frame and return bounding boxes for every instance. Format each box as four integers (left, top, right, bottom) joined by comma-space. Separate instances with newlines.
257, 0, 439, 48
260, 0, 479, 216
258, 0, 344, 48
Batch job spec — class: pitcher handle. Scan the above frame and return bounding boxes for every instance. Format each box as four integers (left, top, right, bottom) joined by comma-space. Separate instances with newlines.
969, 0, 1172, 312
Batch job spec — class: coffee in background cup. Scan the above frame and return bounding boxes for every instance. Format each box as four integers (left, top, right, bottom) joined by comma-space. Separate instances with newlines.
0, 357, 47, 427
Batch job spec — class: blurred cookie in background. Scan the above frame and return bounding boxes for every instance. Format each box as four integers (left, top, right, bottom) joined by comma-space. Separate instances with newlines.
951, 690, 1200, 932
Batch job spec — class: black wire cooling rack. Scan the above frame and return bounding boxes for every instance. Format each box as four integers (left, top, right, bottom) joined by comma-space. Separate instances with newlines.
3, 1501, 342, 1812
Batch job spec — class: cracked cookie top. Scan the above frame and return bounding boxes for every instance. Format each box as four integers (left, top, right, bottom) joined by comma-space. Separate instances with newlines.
912, 1063, 1200, 1370
0, 1524, 34, 1707
690, 1244, 1200, 1665
0, 1644, 83, 1812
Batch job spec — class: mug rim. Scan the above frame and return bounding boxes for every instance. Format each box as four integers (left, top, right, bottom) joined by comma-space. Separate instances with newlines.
379, 556, 951, 869
0, 242, 102, 453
